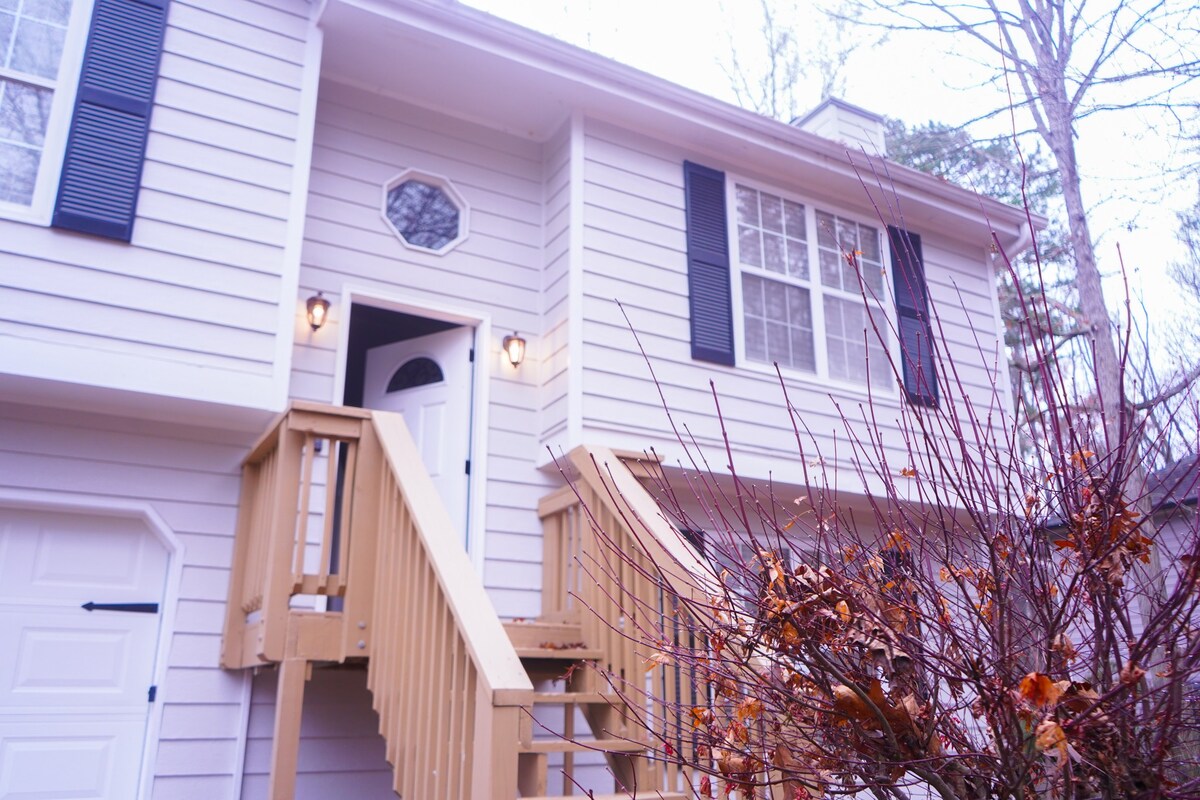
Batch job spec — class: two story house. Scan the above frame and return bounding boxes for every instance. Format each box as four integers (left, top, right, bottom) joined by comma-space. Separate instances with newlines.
0, 0, 1033, 797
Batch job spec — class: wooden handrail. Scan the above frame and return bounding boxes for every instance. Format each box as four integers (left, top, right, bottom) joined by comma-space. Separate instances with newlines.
538, 445, 712, 794
368, 410, 530, 799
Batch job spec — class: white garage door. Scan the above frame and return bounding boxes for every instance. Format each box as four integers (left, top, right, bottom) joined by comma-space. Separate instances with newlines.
0, 509, 168, 799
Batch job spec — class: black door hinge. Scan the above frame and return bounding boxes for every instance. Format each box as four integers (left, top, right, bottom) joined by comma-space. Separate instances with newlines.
465, 459, 471, 475
468, 348, 475, 362
148, 685, 157, 703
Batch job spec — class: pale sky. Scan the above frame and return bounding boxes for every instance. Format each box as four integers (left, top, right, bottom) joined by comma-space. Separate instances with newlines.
464, 0, 1198, 353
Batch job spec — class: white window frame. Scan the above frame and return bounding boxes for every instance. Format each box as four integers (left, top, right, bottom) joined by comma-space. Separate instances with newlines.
726, 175, 896, 396
0, 0, 94, 225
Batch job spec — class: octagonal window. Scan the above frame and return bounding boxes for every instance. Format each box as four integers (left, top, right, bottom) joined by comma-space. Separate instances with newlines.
381, 170, 469, 254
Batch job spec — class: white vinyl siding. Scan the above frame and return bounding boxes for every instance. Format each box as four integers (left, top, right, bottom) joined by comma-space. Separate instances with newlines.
0, 402, 252, 799
0, 0, 310, 411
291, 82, 556, 621
577, 117, 1004, 486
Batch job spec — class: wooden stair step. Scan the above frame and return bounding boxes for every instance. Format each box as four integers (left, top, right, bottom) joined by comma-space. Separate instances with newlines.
528, 690, 611, 705
492, 689, 616, 706
504, 619, 587, 649
519, 737, 646, 754
514, 646, 604, 660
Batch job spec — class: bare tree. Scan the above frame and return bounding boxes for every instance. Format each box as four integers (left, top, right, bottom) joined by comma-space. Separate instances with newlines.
565, 241, 1200, 800
849, 0, 1200, 457
720, 0, 885, 120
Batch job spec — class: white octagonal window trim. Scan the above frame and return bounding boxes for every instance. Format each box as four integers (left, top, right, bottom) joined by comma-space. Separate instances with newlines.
380, 168, 470, 255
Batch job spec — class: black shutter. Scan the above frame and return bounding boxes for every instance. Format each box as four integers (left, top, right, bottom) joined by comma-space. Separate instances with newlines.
888, 226, 938, 407
683, 161, 735, 366
52, 0, 170, 241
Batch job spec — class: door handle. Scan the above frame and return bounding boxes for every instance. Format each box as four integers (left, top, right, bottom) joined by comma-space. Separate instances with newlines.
81, 601, 159, 614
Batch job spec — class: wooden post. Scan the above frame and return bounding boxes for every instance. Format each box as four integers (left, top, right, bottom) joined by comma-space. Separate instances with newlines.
260, 429, 303, 663
267, 657, 308, 800
221, 464, 260, 669
342, 420, 381, 659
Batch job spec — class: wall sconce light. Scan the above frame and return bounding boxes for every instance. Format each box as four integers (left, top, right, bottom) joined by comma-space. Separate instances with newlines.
306, 292, 330, 331
502, 332, 526, 367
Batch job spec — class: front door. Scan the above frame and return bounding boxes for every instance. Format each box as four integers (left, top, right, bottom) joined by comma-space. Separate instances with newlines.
363, 326, 474, 545
0, 509, 167, 799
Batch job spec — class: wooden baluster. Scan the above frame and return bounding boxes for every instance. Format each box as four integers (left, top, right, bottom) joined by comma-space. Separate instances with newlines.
292, 433, 316, 588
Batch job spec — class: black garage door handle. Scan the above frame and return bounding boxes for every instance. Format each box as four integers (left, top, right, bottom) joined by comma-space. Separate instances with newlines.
81, 601, 159, 613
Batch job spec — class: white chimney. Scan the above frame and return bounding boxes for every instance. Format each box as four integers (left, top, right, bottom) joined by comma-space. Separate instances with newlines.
794, 98, 887, 157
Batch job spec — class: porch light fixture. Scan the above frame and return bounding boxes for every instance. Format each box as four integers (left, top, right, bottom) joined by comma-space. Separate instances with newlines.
306, 292, 330, 331
502, 332, 526, 367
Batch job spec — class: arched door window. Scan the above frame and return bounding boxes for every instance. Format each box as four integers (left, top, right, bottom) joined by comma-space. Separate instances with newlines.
386, 357, 443, 393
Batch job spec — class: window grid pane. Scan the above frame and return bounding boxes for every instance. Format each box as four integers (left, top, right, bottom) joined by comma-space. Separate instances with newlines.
0, 0, 71, 209
735, 184, 807, 280
736, 187, 890, 388
817, 210, 884, 295
824, 295, 890, 387
743, 273, 814, 372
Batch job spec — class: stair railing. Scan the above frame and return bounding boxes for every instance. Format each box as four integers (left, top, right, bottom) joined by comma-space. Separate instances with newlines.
221, 402, 374, 668
368, 411, 531, 800
538, 445, 713, 794
221, 403, 531, 800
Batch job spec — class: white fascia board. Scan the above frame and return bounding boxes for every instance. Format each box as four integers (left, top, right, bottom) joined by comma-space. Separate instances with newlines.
323, 0, 1041, 250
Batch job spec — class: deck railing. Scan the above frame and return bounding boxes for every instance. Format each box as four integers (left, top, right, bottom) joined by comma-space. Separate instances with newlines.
221, 402, 531, 800
538, 446, 711, 794
221, 402, 373, 667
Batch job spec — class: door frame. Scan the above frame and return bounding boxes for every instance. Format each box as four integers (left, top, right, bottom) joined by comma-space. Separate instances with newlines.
0, 487, 185, 800
333, 286, 492, 573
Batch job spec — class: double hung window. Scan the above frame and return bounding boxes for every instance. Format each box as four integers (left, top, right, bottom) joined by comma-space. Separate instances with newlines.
0, 0, 82, 213
733, 182, 892, 388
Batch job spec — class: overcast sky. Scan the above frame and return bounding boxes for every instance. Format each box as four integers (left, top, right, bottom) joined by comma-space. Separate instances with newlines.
463, 0, 1198, 348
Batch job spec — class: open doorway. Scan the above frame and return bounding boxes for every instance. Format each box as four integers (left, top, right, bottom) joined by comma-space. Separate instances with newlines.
342, 302, 478, 552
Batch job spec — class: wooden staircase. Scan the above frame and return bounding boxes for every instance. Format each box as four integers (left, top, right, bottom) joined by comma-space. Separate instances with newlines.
503, 620, 687, 799
221, 403, 704, 799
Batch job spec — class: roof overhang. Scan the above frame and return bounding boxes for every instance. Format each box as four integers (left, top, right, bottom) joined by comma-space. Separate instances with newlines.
317, 0, 1042, 252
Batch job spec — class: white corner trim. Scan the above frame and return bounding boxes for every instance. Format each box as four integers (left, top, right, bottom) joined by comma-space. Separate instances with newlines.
271, 16, 326, 413
0, 488, 185, 800
566, 112, 585, 447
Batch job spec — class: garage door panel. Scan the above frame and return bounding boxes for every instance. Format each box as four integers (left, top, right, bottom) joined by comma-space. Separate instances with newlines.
0, 718, 145, 799
0, 508, 168, 799
0, 609, 157, 708
0, 512, 168, 605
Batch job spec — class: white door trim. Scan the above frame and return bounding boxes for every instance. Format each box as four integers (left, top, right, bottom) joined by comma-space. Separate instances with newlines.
332, 286, 492, 574
0, 487, 185, 800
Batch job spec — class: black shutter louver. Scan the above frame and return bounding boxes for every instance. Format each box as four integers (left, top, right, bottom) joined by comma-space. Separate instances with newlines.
683, 161, 735, 366
52, 0, 170, 241
888, 226, 938, 407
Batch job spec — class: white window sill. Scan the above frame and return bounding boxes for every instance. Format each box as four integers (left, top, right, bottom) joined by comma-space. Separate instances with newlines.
736, 356, 900, 404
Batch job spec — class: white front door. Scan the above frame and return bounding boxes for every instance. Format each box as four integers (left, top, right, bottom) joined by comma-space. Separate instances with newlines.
0, 509, 167, 799
363, 326, 474, 545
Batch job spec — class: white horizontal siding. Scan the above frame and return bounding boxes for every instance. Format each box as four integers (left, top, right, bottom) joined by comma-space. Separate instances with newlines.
0, 0, 311, 412
291, 82, 558, 624
0, 402, 253, 800
577, 118, 1007, 486
241, 667, 394, 799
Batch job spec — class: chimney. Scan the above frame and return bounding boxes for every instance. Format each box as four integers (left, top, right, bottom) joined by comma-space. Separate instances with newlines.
794, 98, 887, 157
